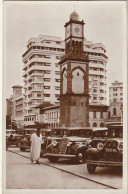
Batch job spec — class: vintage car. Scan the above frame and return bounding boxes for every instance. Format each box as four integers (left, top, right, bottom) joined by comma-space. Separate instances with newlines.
19, 128, 51, 153
19, 128, 37, 151
86, 125, 123, 174
45, 127, 108, 164
7, 129, 25, 147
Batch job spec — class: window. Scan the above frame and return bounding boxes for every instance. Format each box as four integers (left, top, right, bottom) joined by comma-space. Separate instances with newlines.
44, 70, 50, 74
45, 55, 51, 58
55, 79, 60, 82
44, 78, 50, 82
93, 122, 97, 127
100, 123, 104, 127
93, 89, 97, 93
44, 86, 50, 89
37, 94, 41, 97
113, 93, 117, 96
77, 72, 79, 76
55, 71, 60, 75
55, 86, 60, 90
44, 94, 50, 97
113, 108, 116, 115
55, 94, 59, 98
93, 97, 97, 100
93, 112, 96, 118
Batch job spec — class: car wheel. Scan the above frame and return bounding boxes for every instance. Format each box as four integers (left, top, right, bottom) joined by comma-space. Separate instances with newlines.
47, 156, 58, 163
75, 150, 86, 164
87, 164, 96, 174
20, 147, 26, 152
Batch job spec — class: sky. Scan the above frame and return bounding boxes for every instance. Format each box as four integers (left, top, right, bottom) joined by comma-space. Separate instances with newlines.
3, 1, 126, 98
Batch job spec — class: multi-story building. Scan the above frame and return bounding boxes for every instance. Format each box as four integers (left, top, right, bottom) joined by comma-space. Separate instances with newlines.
11, 85, 24, 128
107, 81, 123, 126
85, 41, 108, 105
6, 96, 13, 117
15, 94, 24, 128
22, 13, 108, 126
22, 35, 65, 125
109, 81, 123, 103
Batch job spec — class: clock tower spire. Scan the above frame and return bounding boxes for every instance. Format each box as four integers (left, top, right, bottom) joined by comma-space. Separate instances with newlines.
59, 11, 89, 127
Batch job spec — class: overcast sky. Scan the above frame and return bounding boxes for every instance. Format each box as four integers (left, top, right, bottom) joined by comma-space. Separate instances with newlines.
3, 1, 126, 98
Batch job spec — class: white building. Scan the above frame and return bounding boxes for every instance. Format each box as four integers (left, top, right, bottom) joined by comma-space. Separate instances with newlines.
84, 41, 108, 105
109, 81, 123, 103
22, 35, 65, 125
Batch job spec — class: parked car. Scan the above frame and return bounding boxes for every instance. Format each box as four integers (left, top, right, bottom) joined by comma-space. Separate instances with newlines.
86, 125, 123, 174
7, 129, 25, 147
45, 127, 108, 164
19, 128, 51, 153
19, 128, 37, 151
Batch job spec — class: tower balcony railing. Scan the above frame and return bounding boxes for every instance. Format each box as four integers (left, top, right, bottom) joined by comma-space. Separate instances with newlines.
60, 52, 89, 63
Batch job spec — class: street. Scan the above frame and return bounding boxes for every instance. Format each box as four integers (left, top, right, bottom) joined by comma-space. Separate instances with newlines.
6, 147, 122, 189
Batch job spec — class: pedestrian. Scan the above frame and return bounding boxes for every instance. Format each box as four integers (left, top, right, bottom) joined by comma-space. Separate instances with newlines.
30, 126, 42, 164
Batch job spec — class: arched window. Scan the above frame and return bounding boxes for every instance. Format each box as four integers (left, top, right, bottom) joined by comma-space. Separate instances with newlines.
113, 108, 116, 115
100, 123, 104, 127
93, 122, 97, 127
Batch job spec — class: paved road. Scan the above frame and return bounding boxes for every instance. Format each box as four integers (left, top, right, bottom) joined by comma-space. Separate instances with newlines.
6, 148, 122, 189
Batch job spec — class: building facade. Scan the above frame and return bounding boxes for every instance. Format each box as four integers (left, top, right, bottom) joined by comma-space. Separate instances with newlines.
22, 35, 65, 126
35, 104, 108, 128
15, 94, 24, 128
109, 81, 123, 103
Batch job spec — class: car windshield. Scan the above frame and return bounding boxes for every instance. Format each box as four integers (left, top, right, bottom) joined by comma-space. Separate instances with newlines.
93, 130, 108, 138
69, 130, 92, 138
108, 128, 123, 138
15, 130, 24, 135
51, 130, 68, 136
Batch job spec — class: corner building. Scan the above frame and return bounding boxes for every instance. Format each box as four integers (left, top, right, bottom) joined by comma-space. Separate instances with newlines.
22, 36, 65, 125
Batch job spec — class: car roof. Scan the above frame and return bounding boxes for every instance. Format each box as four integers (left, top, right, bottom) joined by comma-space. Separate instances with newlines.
51, 127, 108, 131
92, 127, 108, 131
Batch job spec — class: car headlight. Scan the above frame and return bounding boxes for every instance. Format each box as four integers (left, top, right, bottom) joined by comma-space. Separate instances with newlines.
52, 140, 57, 146
118, 143, 123, 150
67, 141, 72, 147
97, 142, 104, 150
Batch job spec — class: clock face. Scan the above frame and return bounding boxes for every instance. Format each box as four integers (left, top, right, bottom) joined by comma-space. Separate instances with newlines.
75, 27, 80, 33
66, 25, 70, 38
72, 24, 82, 37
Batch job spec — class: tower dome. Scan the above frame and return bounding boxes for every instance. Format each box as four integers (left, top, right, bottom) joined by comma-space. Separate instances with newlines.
70, 11, 79, 21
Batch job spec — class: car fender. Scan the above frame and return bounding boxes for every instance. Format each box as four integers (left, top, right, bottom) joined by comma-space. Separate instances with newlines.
46, 143, 54, 152
73, 144, 87, 154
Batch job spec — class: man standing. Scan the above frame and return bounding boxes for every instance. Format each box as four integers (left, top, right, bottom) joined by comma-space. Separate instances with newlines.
30, 127, 42, 164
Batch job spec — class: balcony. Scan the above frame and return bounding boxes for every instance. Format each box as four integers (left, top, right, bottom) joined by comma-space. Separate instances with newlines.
30, 80, 43, 85
31, 88, 42, 92
88, 55, 108, 63
89, 70, 105, 76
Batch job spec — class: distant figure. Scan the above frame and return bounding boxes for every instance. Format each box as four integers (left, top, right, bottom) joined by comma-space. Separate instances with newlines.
30, 127, 42, 164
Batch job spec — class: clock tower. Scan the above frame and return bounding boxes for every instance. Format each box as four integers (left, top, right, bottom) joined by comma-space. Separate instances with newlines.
59, 11, 89, 127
